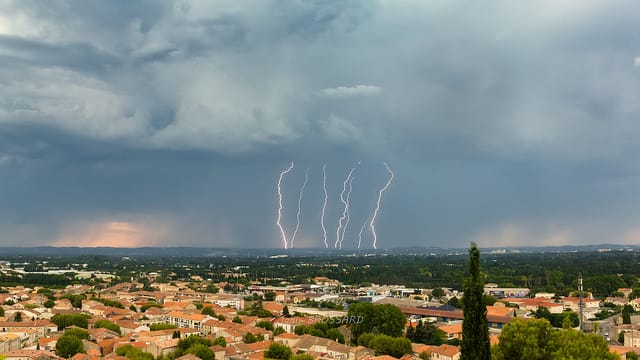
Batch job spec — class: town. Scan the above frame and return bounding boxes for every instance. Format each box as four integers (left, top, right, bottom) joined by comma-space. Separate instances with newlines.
0, 249, 639, 360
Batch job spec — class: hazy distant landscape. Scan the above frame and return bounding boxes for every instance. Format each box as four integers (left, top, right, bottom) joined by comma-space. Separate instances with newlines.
0, 244, 638, 257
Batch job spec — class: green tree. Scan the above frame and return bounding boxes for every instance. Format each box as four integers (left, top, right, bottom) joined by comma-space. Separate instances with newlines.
233, 315, 243, 324
202, 306, 216, 317
264, 343, 292, 360
44, 299, 55, 308
623, 304, 634, 324
91, 297, 125, 309
244, 332, 258, 344
177, 335, 212, 352
0, 306, 4, 317
357, 333, 376, 347
406, 321, 446, 345
116, 344, 134, 356
461, 242, 490, 360
205, 284, 220, 293
326, 328, 345, 344
627, 352, 638, 360
116, 344, 155, 360
283, 305, 290, 317
264, 292, 276, 301
549, 328, 618, 359
375, 304, 406, 338
140, 302, 163, 312
291, 354, 314, 360
13, 311, 22, 322
366, 334, 412, 358
95, 319, 121, 335
431, 288, 445, 299
64, 328, 90, 340
347, 302, 405, 343
562, 312, 574, 329
493, 318, 619, 360
619, 331, 626, 344
212, 336, 227, 347
56, 334, 84, 358
59, 294, 85, 309
51, 313, 89, 330
186, 344, 214, 360
150, 324, 178, 331
294, 325, 308, 335
492, 318, 554, 360
256, 320, 274, 331
447, 297, 461, 309
273, 327, 286, 336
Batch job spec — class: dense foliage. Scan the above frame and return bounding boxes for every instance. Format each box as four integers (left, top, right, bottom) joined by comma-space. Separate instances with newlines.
94, 319, 122, 335
492, 318, 619, 360
357, 333, 412, 358
347, 303, 406, 343
91, 297, 124, 309
534, 307, 579, 328
170, 335, 213, 360
149, 323, 178, 331
461, 243, 490, 360
52, 313, 90, 330
64, 328, 90, 340
264, 343, 293, 360
56, 335, 84, 358
116, 344, 155, 360
406, 321, 447, 345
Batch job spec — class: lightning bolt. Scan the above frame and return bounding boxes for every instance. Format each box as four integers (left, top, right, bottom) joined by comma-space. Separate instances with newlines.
290, 168, 309, 249
339, 175, 355, 249
335, 162, 359, 248
357, 220, 368, 249
369, 162, 394, 249
321, 164, 329, 248
276, 162, 294, 249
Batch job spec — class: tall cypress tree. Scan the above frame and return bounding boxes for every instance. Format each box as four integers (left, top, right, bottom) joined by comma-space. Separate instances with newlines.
461, 242, 490, 360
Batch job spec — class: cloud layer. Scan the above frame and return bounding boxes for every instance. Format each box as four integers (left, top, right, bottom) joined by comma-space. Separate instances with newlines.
1, 0, 640, 248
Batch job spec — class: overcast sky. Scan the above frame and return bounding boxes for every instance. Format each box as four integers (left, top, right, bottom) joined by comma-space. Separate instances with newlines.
1, 0, 640, 249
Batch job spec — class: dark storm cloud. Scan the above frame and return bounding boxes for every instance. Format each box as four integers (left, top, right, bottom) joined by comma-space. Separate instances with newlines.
0, 35, 120, 74
1, 1, 640, 248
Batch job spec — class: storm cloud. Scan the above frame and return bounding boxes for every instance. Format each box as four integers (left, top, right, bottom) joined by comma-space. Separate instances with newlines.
1, 0, 640, 249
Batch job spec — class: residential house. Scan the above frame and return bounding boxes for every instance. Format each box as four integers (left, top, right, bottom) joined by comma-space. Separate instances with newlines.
0, 333, 22, 353
167, 311, 213, 332
429, 344, 460, 360
263, 302, 285, 316
502, 298, 563, 314
0, 320, 57, 338
438, 323, 462, 341
560, 297, 600, 312
145, 339, 179, 358
3, 349, 63, 360
274, 333, 301, 347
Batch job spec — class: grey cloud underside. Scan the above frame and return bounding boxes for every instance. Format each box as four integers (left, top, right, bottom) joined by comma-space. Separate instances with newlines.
1, 0, 640, 248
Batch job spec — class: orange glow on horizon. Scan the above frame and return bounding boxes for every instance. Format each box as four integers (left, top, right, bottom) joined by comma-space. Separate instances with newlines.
52, 220, 166, 247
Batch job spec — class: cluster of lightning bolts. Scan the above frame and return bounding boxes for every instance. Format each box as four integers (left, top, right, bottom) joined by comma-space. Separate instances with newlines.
276, 161, 394, 250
